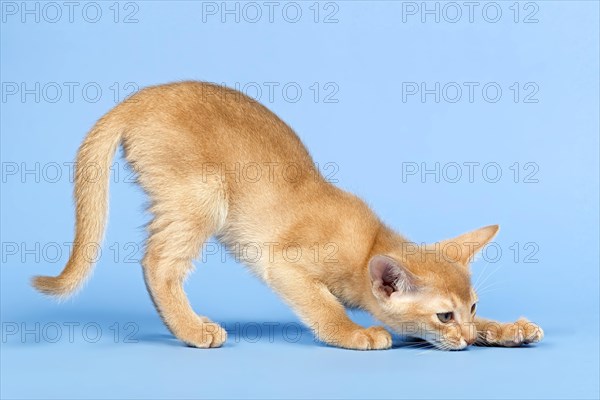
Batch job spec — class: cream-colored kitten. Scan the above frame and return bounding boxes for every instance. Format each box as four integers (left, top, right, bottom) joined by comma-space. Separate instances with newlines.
32, 81, 543, 350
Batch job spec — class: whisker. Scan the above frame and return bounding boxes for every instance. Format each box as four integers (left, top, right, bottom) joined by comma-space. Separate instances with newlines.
477, 280, 507, 296
472, 259, 491, 290
474, 265, 496, 292
474, 260, 503, 293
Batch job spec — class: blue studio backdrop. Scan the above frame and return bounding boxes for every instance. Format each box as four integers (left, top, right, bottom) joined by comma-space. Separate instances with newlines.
1, 1, 599, 399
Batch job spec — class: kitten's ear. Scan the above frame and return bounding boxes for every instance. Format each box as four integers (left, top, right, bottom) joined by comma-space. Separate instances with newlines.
368, 255, 417, 299
437, 225, 499, 265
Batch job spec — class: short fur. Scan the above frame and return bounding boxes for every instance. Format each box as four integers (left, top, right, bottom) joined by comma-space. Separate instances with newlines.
32, 82, 543, 350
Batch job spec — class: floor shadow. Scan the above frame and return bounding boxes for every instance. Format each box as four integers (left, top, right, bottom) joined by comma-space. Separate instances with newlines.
215, 319, 325, 347
4, 307, 546, 351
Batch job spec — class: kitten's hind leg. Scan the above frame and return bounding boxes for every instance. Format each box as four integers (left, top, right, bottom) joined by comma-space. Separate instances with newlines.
142, 212, 226, 348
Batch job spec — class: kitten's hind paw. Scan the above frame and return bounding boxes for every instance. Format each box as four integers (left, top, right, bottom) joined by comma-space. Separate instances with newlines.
483, 318, 543, 347
181, 322, 228, 348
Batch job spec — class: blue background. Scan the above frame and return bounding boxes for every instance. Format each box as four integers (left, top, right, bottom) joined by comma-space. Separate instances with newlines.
1, 1, 599, 399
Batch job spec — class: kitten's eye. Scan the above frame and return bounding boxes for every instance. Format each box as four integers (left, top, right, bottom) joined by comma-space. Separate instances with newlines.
471, 303, 477, 314
437, 312, 453, 323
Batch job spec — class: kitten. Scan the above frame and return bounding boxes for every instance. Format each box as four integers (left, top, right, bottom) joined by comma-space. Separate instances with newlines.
32, 81, 543, 350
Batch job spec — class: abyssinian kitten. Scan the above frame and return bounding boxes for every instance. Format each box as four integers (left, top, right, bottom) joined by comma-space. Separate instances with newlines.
32, 81, 543, 350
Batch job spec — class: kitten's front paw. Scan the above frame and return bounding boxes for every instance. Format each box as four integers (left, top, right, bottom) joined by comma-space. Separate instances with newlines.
483, 318, 543, 347
344, 326, 392, 350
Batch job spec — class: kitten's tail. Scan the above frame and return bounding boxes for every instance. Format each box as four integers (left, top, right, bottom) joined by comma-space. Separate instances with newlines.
32, 114, 124, 298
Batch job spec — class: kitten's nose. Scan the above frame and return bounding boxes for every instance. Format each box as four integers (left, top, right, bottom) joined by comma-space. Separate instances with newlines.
465, 336, 476, 345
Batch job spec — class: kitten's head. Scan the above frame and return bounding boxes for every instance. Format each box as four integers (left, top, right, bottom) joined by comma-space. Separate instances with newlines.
368, 225, 499, 350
